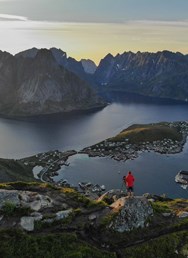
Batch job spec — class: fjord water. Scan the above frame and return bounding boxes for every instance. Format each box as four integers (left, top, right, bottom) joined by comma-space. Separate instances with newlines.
0, 93, 188, 197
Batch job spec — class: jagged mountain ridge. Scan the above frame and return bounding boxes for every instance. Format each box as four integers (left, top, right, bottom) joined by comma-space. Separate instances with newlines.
0, 49, 104, 116
94, 50, 188, 101
1, 48, 188, 116
17, 48, 188, 102
16, 47, 96, 82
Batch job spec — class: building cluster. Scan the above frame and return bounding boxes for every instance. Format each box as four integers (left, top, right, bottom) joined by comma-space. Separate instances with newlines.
21, 150, 77, 182
82, 122, 188, 162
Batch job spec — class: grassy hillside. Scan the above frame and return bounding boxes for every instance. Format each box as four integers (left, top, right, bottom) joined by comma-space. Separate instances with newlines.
111, 123, 182, 144
0, 230, 115, 258
0, 158, 35, 182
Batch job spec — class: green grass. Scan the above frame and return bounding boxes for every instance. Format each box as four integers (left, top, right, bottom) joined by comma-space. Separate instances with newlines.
122, 231, 188, 258
1, 202, 17, 216
110, 123, 182, 144
1, 201, 32, 217
151, 199, 188, 215
0, 229, 116, 258
0, 181, 58, 191
100, 212, 118, 228
0, 158, 35, 183
0, 181, 40, 189
62, 188, 107, 209
151, 202, 171, 214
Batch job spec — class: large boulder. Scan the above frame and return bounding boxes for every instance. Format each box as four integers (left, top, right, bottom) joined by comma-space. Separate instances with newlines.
19, 191, 53, 211
56, 209, 73, 220
20, 217, 35, 231
110, 196, 153, 232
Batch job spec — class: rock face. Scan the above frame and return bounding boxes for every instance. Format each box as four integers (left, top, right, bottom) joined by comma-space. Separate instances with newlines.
0, 189, 53, 210
0, 187, 73, 231
0, 49, 105, 116
17, 47, 95, 86
81, 59, 97, 74
111, 197, 153, 232
94, 51, 188, 101
56, 209, 73, 220
0, 51, 17, 109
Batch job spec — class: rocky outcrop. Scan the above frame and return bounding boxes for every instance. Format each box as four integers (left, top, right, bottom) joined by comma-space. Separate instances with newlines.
0, 182, 188, 257
94, 50, 188, 101
110, 197, 153, 232
178, 211, 188, 218
0, 189, 53, 211
56, 209, 73, 220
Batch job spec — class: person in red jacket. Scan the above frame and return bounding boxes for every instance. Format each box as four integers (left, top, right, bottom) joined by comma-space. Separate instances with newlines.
123, 171, 135, 198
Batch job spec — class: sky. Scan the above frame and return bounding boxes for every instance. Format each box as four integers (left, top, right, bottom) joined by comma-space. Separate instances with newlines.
0, 0, 188, 63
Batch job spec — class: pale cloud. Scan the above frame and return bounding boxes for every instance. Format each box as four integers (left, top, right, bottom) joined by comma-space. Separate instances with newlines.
131, 19, 188, 27
0, 13, 28, 21
0, 19, 188, 63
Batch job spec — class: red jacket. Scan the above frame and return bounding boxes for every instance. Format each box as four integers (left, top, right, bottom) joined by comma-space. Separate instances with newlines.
125, 174, 135, 187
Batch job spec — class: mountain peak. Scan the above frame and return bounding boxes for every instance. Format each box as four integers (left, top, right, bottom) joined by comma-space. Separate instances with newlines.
36, 48, 55, 60
104, 53, 114, 60
15, 47, 39, 59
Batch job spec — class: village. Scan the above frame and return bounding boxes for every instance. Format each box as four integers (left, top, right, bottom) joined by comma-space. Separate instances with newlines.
20, 150, 77, 183
81, 121, 188, 162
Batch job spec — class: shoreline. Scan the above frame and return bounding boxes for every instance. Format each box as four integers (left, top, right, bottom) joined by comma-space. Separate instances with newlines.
20, 122, 188, 185
20, 150, 78, 184
2, 121, 188, 186
0, 103, 107, 120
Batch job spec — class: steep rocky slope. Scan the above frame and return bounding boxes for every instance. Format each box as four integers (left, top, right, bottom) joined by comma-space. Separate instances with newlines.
17, 47, 96, 84
0, 49, 105, 116
94, 50, 188, 101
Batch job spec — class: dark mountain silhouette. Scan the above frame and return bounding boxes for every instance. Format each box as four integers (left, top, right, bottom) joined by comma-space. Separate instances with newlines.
0, 49, 105, 116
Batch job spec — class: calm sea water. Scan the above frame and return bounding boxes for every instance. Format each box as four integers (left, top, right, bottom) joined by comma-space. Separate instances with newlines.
0, 93, 188, 197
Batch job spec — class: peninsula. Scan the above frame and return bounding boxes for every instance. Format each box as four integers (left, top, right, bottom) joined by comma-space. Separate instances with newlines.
81, 121, 188, 161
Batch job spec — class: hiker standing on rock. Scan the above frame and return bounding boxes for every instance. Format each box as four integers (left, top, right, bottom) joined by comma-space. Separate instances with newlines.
123, 171, 135, 198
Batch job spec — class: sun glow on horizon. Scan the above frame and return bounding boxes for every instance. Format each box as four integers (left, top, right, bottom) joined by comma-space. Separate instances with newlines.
0, 19, 188, 64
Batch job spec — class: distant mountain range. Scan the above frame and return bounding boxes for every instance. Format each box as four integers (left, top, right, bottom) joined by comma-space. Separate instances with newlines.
0, 48, 188, 116
94, 51, 188, 101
